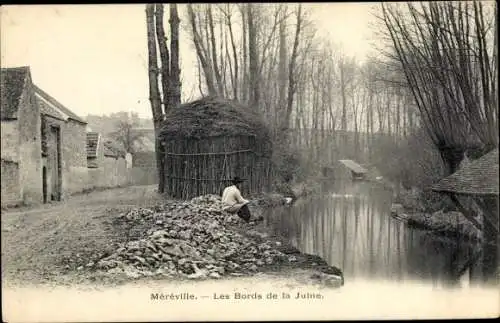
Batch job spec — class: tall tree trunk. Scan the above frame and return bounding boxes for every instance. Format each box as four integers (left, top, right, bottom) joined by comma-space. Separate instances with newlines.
240, 5, 248, 102
340, 59, 348, 154
207, 6, 224, 96
226, 4, 239, 100
187, 4, 217, 96
283, 4, 303, 142
366, 88, 373, 159
278, 7, 288, 112
247, 3, 259, 108
155, 4, 170, 114
146, 4, 165, 193
169, 4, 181, 109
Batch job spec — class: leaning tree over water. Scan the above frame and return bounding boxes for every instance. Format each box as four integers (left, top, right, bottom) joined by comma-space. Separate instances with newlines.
380, 1, 498, 175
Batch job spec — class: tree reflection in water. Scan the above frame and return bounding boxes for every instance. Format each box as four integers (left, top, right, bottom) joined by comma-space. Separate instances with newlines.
263, 182, 493, 287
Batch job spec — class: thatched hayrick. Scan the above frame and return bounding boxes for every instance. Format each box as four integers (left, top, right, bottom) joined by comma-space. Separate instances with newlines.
158, 96, 274, 199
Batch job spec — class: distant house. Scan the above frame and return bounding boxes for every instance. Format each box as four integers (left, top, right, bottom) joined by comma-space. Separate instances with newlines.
338, 159, 368, 180
431, 148, 499, 281
86, 132, 129, 188
1, 66, 89, 206
431, 148, 499, 236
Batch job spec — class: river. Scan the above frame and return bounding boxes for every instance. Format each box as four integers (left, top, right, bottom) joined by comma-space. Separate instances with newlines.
263, 181, 498, 288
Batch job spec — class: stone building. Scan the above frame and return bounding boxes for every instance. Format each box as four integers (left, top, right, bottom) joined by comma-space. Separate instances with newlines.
431, 148, 499, 282
1, 67, 42, 206
36, 84, 88, 200
1, 66, 88, 207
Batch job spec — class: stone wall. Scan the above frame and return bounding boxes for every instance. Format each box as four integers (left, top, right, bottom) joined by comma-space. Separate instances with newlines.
64, 120, 89, 195
1, 160, 21, 207
17, 79, 43, 205
88, 156, 128, 189
1, 120, 22, 207
1, 120, 19, 162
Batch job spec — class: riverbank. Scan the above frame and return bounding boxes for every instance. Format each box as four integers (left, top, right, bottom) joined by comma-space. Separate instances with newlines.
1, 186, 343, 289
406, 211, 481, 242
391, 188, 481, 241
83, 194, 343, 287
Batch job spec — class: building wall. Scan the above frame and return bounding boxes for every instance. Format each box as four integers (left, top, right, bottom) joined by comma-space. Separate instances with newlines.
1, 120, 20, 162
1, 121, 22, 206
88, 155, 128, 189
1, 160, 21, 207
86, 139, 127, 188
17, 79, 43, 204
63, 120, 89, 194
43, 116, 90, 198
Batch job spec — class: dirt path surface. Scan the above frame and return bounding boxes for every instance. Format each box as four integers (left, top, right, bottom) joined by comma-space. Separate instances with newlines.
1, 185, 163, 286
2, 185, 342, 289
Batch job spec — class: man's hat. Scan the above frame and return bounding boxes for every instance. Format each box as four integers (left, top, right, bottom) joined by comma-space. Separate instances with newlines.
231, 176, 246, 185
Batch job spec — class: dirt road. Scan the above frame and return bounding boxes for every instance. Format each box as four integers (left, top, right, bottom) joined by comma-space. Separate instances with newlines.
1, 185, 163, 286
2, 184, 343, 290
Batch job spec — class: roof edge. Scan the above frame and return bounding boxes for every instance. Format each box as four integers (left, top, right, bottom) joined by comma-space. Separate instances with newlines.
8, 66, 31, 120
33, 84, 87, 124
42, 112, 66, 123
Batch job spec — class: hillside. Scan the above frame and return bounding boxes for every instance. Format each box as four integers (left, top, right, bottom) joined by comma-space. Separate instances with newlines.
85, 112, 155, 152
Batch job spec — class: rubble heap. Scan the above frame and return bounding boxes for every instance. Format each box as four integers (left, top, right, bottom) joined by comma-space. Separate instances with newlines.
93, 195, 289, 279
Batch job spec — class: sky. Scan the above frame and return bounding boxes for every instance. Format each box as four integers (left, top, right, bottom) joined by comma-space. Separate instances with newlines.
1, 3, 378, 119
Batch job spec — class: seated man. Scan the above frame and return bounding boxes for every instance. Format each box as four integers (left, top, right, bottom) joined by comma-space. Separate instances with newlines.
221, 176, 252, 222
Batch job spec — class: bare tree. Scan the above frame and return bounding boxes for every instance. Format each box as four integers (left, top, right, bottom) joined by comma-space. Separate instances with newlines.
146, 4, 182, 193
282, 4, 303, 138
247, 3, 260, 108
169, 4, 181, 110
146, 4, 165, 192
187, 4, 218, 96
109, 120, 145, 154
278, 5, 288, 112
380, 2, 497, 174
155, 4, 170, 115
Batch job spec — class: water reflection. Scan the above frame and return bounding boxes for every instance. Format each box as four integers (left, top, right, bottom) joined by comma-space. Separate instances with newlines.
264, 182, 493, 287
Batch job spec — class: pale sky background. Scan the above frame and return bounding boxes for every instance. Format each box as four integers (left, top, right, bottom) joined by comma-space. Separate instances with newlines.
1, 3, 378, 120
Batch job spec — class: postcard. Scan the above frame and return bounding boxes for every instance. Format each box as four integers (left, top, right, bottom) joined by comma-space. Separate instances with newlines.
1, 3, 499, 322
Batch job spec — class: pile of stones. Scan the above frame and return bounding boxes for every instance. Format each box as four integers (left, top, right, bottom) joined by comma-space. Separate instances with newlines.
92, 195, 289, 279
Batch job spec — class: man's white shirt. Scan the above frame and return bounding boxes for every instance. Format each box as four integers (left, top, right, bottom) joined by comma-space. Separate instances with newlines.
221, 185, 249, 206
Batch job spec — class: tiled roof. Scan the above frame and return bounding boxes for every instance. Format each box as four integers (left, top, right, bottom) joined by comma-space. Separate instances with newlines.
38, 97, 66, 121
33, 84, 87, 124
432, 148, 499, 196
86, 132, 100, 158
0, 67, 30, 120
339, 159, 368, 174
